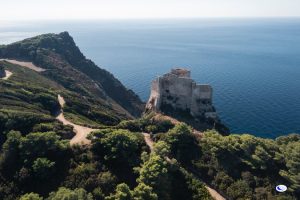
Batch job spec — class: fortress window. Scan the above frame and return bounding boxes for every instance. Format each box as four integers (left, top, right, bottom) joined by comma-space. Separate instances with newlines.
165, 89, 169, 93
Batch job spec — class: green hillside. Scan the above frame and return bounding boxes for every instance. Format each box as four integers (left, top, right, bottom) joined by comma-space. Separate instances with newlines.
0, 33, 299, 200
0, 32, 144, 118
0, 60, 131, 137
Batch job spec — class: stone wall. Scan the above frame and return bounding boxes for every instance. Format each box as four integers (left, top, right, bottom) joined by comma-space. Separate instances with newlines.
190, 84, 214, 116
160, 74, 193, 111
146, 77, 162, 111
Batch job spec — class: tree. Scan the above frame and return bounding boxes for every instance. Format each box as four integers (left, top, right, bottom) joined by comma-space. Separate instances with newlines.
138, 154, 168, 187
97, 171, 118, 194
0, 130, 22, 177
132, 183, 157, 200
19, 132, 68, 161
226, 180, 253, 200
213, 171, 234, 192
32, 158, 55, 179
105, 183, 132, 200
92, 187, 105, 200
118, 120, 142, 132
47, 187, 93, 200
91, 129, 143, 168
178, 168, 213, 200
20, 193, 43, 200
153, 141, 170, 157
162, 123, 199, 164
137, 154, 170, 200
145, 125, 158, 134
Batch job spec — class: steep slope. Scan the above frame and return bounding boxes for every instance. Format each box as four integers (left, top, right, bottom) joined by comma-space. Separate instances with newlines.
0, 61, 72, 145
0, 32, 144, 117
0, 59, 134, 145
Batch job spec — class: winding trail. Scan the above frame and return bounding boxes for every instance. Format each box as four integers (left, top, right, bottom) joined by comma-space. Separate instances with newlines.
0, 58, 94, 145
1, 70, 13, 80
206, 187, 226, 200
56, 95, 96, 145
0, 59, 46, 72
142, 132, 226, 200
1, 58, 47, 80
142, 132, 154, 151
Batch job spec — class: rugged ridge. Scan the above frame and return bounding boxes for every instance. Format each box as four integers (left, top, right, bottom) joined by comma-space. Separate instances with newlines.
0, 32, 144, 117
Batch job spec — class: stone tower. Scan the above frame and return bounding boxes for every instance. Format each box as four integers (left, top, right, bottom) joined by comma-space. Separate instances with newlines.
146, 68, 217, 119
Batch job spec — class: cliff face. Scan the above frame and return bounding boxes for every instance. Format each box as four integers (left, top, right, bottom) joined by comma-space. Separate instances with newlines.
0, 32, 144, 117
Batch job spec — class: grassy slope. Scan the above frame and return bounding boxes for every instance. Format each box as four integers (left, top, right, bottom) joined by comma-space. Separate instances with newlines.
0, 61, 131, 142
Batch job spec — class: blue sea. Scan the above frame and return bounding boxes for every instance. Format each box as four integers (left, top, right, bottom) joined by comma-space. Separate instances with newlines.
1, 18, 300, 138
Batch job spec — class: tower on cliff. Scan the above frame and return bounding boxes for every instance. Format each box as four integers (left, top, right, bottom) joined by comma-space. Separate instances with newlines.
146, 68, 218, 120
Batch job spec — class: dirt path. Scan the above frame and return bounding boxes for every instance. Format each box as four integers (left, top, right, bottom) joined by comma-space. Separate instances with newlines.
206, 187, 226, 200
0, 59, 46, 72
142, 132, 226, 200
1, 70, 13, 80
142, 133, 154, 151
56, 95, 96, 145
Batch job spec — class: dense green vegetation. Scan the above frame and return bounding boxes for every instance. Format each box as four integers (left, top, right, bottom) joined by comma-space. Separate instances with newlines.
1, 100, 299, 200
0, 124, 212, 199
155, 124, 300, 199
2, 117, 298, 199
117, 113, 174, 134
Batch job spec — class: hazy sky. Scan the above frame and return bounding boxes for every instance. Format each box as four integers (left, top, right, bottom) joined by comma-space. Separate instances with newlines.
1, 0, 300, 20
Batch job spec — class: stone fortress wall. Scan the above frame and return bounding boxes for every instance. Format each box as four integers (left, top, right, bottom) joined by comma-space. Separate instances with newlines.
146, 68, 217, 119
